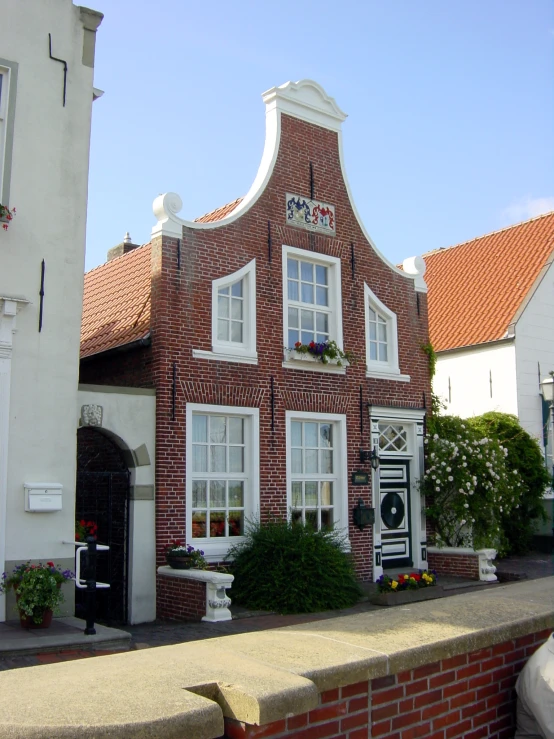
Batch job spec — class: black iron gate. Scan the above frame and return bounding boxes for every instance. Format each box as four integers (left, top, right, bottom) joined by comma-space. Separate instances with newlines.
76, 429, 130, 624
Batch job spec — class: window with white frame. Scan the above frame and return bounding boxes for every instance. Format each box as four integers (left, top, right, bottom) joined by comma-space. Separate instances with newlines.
364, 283, 401, 377
282, 246, 344, 367
192, 259, 257, 364
286, 411, 348, 533
186, 404, 259, 556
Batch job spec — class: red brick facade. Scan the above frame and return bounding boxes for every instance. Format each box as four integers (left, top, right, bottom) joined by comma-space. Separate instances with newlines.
81, 92, 432, 600
219, 628, 550, 739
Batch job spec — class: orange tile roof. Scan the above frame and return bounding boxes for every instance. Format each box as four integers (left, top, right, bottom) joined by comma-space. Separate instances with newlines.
424, 212, 554, 352
81, 244, 152, 358
195, 197, 243, 223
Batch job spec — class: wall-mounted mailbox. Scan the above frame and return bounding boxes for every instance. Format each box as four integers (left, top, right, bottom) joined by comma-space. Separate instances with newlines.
352, 498, 375, 531
24, 483, 62, 513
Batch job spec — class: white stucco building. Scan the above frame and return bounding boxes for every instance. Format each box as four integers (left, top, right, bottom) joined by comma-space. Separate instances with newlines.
0, 0, 103, 621
423, 212, 554, 538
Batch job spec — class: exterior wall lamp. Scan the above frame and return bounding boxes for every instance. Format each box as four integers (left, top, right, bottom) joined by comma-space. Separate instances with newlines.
359, 446, 380, 470
352, 498, 375, 531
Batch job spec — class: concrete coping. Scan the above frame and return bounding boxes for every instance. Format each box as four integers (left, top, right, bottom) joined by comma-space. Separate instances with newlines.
157, 565, 233, 585
0, 578, 552, 738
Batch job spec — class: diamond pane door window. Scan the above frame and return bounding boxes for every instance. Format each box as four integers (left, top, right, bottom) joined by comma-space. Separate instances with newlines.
290, 420, 335, 529
191, 413, 246, 539
378, 423, 408, 453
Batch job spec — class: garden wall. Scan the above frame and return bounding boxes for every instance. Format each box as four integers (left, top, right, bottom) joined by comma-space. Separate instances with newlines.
427, 547, 481, 580
0, 578, 552, 739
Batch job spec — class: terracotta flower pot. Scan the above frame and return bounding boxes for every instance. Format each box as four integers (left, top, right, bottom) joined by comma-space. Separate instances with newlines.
19, 608, 54, 629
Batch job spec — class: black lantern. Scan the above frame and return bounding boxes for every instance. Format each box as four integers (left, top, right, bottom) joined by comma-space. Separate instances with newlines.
352, 498, 375, 531
359, 446, 380, 470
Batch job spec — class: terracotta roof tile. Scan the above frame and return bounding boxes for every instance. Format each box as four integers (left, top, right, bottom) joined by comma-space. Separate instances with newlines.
194, 197, 243, 223
423, 212, 554, 352
80, 244, 151, 358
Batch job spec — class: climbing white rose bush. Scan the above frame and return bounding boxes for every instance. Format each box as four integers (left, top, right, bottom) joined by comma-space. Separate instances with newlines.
422, 422, 523, 556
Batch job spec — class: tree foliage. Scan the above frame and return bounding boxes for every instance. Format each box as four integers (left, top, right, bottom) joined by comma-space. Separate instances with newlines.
467, 412, 549, 554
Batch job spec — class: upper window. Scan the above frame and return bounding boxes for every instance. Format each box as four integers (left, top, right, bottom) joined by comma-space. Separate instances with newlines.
282, 246, 344, 371
192, 259, 257, 364
286, 411, 349, 539
186, 404, 259, 558
0, 61, 17, 208
364, 284, 402, 379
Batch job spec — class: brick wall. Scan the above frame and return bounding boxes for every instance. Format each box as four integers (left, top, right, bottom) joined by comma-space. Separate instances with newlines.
427, 551, 480, 580
79, 345, 153, 388
218, 628, 551, 739
156, 574, 205, 620
223, 680, 370, 739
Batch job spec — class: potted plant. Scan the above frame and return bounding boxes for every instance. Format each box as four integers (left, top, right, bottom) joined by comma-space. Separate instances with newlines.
288, 339, 355, 366
164, 542, 208, 570
0, 561, 74, 628
371, 570, 441, 606
0, 204, 16, 230
75, 519, 98, 542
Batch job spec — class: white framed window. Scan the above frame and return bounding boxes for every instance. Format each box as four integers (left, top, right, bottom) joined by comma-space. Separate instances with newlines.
364, 284, 408, 381
286, 411, 349, 538
282, 245, 345, 372
192, 259, 257, 365
0, 61, 17, 208
186, 403, 259, 558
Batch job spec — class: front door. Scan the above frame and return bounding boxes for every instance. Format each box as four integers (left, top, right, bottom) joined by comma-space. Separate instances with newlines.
380, 459, 412, 569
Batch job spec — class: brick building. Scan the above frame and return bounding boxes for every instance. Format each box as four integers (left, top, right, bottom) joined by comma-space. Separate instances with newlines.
80, 80, 431, 620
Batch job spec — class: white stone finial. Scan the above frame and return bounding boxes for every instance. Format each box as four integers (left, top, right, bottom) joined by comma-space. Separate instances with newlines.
402, 255, 428, 293
123, 232, 132, 244
152, 192, 184, 238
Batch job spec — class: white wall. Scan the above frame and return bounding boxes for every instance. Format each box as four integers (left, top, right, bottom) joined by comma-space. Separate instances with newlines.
77, 386, 156, 624
515, 260, 554, 465
434, 343, 518, 419
0, 0, 101, 620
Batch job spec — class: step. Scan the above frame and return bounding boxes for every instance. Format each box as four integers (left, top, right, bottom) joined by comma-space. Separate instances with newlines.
0, 616, 131, 658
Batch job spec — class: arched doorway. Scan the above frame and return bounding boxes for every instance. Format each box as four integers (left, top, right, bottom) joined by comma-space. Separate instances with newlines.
76, 427, 130, 624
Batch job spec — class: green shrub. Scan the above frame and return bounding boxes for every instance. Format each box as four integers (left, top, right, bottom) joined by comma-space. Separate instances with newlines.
228, 518, 362, 614
422, 416, 523, 556
467, 412, 549, 554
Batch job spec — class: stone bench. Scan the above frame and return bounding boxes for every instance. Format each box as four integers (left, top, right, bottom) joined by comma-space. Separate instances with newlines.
157, 566, 234, 622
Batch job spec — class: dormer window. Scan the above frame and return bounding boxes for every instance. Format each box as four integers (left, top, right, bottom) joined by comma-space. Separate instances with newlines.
192, 259, 257, 365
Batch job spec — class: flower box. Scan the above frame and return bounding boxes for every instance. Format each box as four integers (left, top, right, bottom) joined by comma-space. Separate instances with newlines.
370, 585, 444, 607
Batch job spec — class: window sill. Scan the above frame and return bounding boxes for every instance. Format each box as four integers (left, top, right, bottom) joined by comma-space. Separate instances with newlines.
366, 369, 410, 382
282, 350, 347, 374
189, 539, 244, 561
192, 349, 258, 365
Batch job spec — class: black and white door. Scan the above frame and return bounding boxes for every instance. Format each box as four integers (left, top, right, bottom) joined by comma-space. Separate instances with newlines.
380, 459, 412, 569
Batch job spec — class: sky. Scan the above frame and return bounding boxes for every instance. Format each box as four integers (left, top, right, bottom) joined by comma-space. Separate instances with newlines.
85, 0, 554, 272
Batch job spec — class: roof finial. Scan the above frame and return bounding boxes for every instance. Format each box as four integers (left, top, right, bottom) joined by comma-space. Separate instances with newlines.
123, 232, 132, 244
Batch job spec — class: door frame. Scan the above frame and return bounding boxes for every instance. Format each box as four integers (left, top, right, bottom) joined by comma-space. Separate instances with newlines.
368, 406, 427, 582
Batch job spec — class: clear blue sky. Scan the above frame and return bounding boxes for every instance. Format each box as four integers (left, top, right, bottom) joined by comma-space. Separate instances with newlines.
85, 0, 553, 271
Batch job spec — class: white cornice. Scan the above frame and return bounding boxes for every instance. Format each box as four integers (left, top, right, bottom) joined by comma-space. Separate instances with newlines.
261, 79, 347, 132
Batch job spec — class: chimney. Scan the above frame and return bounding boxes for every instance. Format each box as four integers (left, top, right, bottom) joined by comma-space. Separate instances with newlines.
107, 232, 140, 262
